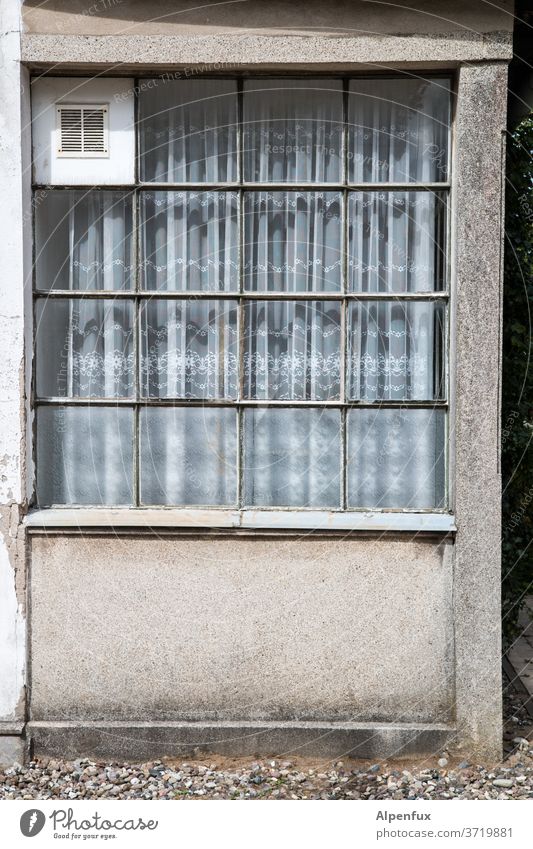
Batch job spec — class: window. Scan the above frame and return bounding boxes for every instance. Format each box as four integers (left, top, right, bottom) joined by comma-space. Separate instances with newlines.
33, 75, 451, 511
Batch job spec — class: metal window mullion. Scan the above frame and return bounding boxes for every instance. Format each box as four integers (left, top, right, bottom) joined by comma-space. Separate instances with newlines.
31, 295, 41, 506
134, 69, 144, 506
340, 188, 348, 405
237, 79, 244, 509
340, 407, 347, 509
128, 182, 453, 192
341, 208, 349, 507
342, 78, 348, 187
132, 399, 140, 507
34, 398, 448, 408
237, 399, 243, 509
443, 143, 453, 508
133, 187, 140, 507
133, 83, 142, 507
237, 191, 245, 508
34, 289, 450, 301
444, 183, 452, 507
134, 77, 140, 183
237, 77, 243, 184
340, 80, 349, 509
31, 182, 452, 192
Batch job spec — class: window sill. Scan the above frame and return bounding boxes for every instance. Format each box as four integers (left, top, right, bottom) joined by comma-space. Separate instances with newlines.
25, 508, 456, 533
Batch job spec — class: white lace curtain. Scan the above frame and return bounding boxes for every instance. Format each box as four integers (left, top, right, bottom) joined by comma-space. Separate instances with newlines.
37, 193, 442, 404
244, 192, 342, 291
242, 79, 344, 182
141, 191, 239, 291
138, 79, 238, 183
140, 299, 239, 399
35, 190, 133, 291
138, 77, 449, 184
348, 77, 450, 183
36, 298, 134, 398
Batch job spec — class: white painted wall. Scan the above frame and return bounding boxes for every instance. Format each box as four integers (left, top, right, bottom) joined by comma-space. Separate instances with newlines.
0, 536, 25, 721
0, 0, 27, 728
32, 77, 135, 185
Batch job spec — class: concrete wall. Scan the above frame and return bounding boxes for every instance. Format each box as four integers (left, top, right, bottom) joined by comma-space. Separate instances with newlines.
28, 534, 457, 760
29, 536, 454, 724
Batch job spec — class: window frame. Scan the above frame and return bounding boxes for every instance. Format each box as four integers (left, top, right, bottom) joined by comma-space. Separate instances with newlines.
31, 72, 454, 524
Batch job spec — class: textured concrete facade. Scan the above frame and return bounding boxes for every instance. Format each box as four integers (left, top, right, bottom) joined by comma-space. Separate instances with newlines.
29, 536, 454, 723
0, 0, 511, 763
452, 63, 507, 759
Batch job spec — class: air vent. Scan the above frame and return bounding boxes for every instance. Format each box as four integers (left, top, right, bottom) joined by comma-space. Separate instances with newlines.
56, 104, 109, 158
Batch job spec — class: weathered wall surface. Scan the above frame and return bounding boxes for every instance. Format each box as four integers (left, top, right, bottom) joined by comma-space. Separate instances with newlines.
452, 63, 508, 760
22, 0, 514, 37
30, 536, 454, 725
0, 0, 30, 767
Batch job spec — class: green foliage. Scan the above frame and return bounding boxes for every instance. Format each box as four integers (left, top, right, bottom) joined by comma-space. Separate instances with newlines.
502, 116, 533, 640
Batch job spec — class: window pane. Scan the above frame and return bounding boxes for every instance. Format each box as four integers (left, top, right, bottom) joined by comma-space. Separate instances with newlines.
244, 192, 342, 292
348, 78, 450, 183
140, 407, 237, 505
243, 80, 343, 182
140, 191, 239, 292
138, 80, 238, 183
243, 408, 341, 508
347, 408, 446, 508
140, 299, 238, 399
347, 300, 445, 401
244, 301, 341, 400
35, 299, 134, 398
348, 192, 446, 292
36, 407, 133, 505
35, 191, 133, 291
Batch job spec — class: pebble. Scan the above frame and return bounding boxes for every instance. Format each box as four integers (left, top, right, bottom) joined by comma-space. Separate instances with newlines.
0, 681, 529, 801
0, 752, 530, 801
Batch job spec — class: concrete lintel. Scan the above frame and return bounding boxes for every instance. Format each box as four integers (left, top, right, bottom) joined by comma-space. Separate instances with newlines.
28, 721, 455, 762
21, 32, 513, 71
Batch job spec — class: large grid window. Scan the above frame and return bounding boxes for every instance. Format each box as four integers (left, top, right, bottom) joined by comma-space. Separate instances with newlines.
34, 75, 451, 511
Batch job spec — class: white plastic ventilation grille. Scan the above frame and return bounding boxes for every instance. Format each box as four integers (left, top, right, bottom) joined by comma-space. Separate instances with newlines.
56, 104, 109, 158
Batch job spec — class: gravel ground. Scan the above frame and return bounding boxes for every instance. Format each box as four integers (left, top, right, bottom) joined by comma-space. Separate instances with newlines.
1, 677, 531, 801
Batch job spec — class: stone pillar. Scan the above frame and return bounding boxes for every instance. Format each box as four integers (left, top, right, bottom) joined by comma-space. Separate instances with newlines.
453, 62, 507, 761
